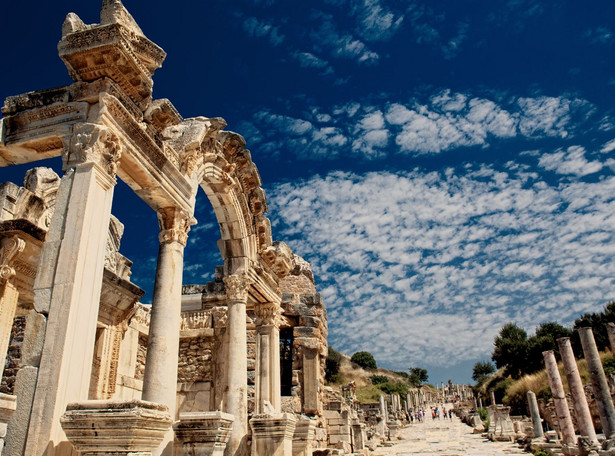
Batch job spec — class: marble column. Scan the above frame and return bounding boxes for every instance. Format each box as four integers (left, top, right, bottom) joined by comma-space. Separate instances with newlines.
526, 391, 544, 440
223, 274, 251, 456
23, 124, 120, 455
142, 207, 192, 456
579, 327, 615, 438
255, 302, 282, 414
543, 350, 576, 445
557, 337, 598, 444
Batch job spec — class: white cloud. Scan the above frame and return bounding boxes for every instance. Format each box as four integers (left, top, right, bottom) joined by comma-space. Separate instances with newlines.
240, 91, 597, 159
538, 146, 603, 176
266, 163, 615, 370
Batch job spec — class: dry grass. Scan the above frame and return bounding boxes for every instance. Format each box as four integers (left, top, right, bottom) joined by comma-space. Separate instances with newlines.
332, 353, 427, 404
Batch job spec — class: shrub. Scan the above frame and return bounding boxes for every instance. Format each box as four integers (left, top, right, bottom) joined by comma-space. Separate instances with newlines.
351, 351, 377, 370
371, 375, 389, 385
326, 347, 342, 383
604, 356, 615, 375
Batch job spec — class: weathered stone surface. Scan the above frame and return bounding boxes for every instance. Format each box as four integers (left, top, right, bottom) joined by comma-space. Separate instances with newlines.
61, 400, 173, 454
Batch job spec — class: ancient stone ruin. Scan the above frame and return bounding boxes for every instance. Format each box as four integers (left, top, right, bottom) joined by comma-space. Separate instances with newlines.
0, 1, 331, 455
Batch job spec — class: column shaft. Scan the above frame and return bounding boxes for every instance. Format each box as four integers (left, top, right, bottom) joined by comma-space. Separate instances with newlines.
579, 327, 615, 438
527, 390, 544, 439
223, 274, 250, 456
557, 337, 597, 444
0, 281, 19, 382
543, 350, 576, 445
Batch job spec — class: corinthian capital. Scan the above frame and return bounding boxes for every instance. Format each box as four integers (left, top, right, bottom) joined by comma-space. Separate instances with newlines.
157, 207, 194, 246
223, 274, 251, 302
64, 123, 123, 178
254, 302, 282, 328
0, 235, 26, 283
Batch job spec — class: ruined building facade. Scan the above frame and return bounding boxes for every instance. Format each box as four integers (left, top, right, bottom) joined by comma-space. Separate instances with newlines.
0, 1, 329, 455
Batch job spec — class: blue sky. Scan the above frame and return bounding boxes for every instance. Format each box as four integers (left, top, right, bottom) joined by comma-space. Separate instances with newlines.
1, 0, 615, 384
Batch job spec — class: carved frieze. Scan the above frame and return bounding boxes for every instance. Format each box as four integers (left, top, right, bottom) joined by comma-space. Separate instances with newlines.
64, 123, 122, 177
180, 310, 213, 330
157, 207, 193, 246
223, 274, 251, 302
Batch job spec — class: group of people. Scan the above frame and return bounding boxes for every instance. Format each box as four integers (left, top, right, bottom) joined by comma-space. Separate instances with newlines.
407, 405, 453, 423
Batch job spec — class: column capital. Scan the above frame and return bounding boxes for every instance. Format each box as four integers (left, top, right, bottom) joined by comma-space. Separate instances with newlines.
223, 274, 251, 302
63, 123, 122, 180
254, 302, 282, 328
0, 235, 26, 283
157, 207, 194, 246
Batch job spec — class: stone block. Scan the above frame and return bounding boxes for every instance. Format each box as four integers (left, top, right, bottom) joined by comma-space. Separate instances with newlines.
5, 366, 38, 456
20, 310, 46, 367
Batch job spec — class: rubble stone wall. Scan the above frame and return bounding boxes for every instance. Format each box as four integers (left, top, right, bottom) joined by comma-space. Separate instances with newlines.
0, 316, 26, 395
177, 336, 213, 383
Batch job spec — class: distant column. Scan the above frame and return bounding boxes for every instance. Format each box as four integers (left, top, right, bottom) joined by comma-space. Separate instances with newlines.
607, 323, 615, 356
543, 350, 576, 445
527, 391, 544, 440
579, 327, 615, 438
557, 337, 598, 444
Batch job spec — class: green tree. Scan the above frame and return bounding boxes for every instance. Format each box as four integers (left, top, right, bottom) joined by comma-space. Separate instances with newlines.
571, 301, 615, 355
350, 351, 377, 370
408, 367, 428, 387
472, 361, 495, 384
525, 322, 573, 373
492, 323, 528, 378
326, 347, 342, 383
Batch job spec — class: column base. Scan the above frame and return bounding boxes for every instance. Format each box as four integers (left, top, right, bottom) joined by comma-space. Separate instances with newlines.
250, 413, 297, 456
0, 393, 16, 455
60, 399, 172, 455
174, 411, 234, 456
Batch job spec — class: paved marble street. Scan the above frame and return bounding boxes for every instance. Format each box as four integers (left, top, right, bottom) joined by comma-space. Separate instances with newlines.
373, 414, 528, 456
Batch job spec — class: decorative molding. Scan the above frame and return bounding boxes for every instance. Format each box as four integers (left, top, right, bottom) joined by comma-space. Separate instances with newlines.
223, 274, 251, 302
254, 302, 283, 328
64, 123, 122, 178
156, 207, 193, 246
0, 235, 26, 283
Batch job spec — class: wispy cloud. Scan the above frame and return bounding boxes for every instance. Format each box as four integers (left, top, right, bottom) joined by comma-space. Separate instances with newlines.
239, 90, 597, 159
264, 159, 615, 369
538, 146, 604, 176
242, 16, 285, 46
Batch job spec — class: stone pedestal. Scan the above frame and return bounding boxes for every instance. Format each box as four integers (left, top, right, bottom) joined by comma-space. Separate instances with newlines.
0, 393, 16, 455
487, 405, 515, 441
60, 400, 173, 455
174, 411, 234, 456
292, 417, 316, 456
250, 414, 297, 456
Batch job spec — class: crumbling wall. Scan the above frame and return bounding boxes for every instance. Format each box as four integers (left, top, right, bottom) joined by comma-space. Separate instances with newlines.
0, 316, 26, 395
177, 336, 213, 383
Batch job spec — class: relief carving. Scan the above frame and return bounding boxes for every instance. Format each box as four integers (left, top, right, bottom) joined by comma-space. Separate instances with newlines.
0, 235, 26, 283
223, 274, 251, 302
65, 123, 122, 177
157, 207, 193, 246
254, 302, 283, 328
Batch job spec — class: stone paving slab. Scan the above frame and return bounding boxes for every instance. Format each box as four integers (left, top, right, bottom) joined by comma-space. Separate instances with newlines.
372, 415, 528, 456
